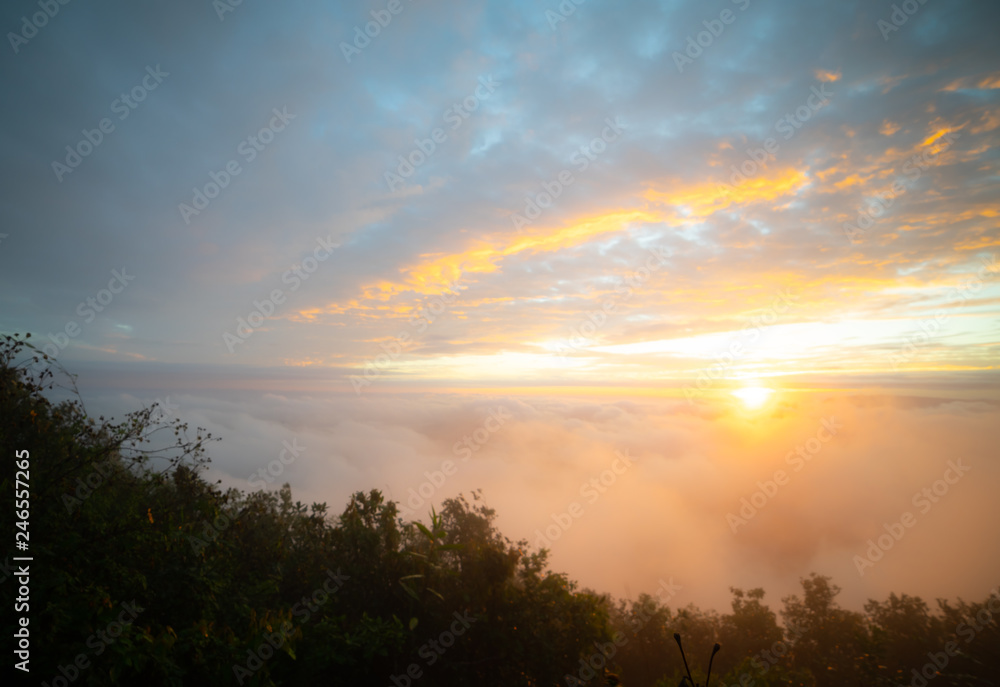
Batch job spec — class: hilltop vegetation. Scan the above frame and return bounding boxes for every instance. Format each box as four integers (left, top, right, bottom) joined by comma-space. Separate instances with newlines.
2, 334, 997, 686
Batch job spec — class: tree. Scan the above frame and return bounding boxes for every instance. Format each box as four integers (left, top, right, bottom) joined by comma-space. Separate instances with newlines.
781, 573, 875, 686
717, 587, 783, 675
864, 593, 944, 684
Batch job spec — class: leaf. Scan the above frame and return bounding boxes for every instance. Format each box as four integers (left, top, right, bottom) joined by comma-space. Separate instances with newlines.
409, 617, 419, 630
400, 581, 420, 601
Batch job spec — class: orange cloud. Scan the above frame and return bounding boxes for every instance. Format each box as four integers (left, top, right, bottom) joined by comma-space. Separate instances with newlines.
971, 109, 1000, 134
879, 120, 900, 136
303, 209, 663, 325
378, 210, 660, 299
644, 168, 809, 220
833, 173, 872, 190
921, 128, 954, 147
954, 233, 1000, 251
942, 71, 1000, 91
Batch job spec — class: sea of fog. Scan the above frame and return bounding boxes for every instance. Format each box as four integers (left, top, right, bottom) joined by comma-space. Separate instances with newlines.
56, 362, 1000, 615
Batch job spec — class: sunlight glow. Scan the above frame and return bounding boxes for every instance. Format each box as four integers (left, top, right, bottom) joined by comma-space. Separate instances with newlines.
731, 386, 775, 410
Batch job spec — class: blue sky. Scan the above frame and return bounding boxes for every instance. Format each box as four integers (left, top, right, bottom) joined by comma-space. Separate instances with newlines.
3, 0, 998, 384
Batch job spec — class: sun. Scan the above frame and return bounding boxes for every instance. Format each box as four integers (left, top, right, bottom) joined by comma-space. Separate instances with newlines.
731, 386, 775, 410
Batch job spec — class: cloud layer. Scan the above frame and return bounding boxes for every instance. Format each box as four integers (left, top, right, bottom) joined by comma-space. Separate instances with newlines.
69, 365, 1000, 613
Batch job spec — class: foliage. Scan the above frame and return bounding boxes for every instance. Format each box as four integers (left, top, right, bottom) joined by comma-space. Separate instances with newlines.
0, 334, 608, 686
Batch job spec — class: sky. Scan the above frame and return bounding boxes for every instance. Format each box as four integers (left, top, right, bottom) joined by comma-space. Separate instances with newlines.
2, 0, 999, 614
